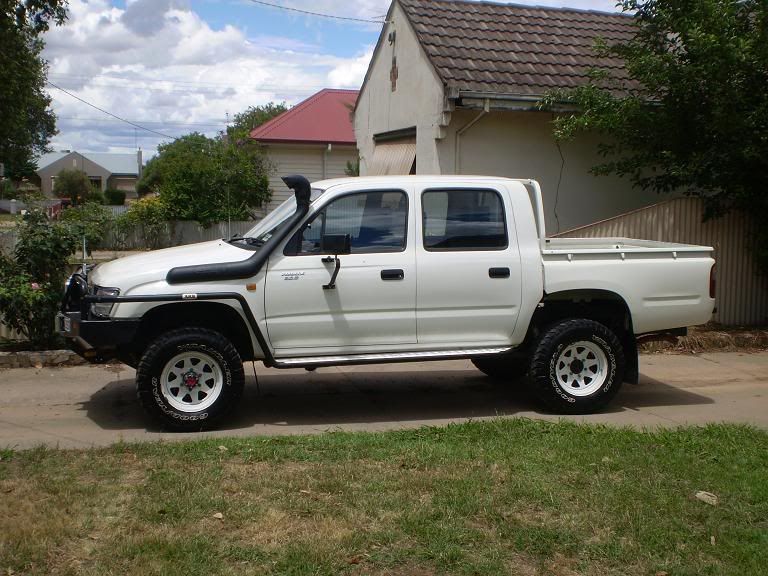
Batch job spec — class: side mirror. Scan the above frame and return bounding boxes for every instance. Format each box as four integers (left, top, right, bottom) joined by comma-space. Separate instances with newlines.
321, 234, 351, 255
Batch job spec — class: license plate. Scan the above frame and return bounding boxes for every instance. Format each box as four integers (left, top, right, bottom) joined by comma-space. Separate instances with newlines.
58, 314, 72, 333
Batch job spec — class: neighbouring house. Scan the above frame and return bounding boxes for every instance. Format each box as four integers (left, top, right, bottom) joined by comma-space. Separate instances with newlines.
36, 150, 143, 199
355, 0, 662, 233
250, 89, 359, 212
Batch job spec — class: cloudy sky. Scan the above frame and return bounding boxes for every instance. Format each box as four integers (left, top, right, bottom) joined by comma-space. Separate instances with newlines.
43, 0, 622, 157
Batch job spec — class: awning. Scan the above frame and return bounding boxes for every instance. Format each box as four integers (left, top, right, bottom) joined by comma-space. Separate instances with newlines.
367, 139, 416, 176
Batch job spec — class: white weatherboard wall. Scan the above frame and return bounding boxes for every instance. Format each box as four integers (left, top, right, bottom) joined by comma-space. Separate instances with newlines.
436, 110, 663, 233
263, 145, 357, 212
558, 198, 768, 326
354, 1, 445, 175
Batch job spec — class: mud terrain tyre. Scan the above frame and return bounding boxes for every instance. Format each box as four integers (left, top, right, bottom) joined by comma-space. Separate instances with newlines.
136, 327, 245, 431
529, 319, 625, 414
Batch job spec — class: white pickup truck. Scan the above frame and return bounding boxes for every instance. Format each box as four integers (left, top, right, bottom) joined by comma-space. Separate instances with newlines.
58, 175, 716, 430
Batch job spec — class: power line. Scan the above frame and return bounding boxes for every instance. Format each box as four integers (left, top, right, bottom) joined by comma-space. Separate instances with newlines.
58, 116, 226, 128
245, 0, 385, 24
47, 81, 177, 140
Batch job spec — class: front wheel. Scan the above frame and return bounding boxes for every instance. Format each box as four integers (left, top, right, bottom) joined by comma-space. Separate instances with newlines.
136, 327, 245, 431
529, 319, 625, 414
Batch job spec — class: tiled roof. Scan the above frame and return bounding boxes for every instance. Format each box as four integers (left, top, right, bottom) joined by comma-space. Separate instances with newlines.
250, 89, 359, 145
398, 0, 634, 97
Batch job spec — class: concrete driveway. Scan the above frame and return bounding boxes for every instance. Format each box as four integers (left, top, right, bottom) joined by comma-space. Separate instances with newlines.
1, 352, 766, 449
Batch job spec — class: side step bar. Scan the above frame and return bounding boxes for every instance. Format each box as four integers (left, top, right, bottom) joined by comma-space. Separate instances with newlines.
273, 347, 512, 369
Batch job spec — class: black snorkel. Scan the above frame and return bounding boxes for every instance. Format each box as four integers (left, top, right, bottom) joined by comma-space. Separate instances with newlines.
166, 175, 312, 285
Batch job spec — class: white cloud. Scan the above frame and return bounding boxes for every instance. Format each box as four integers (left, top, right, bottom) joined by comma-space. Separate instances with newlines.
43, 0, 373, 155
328, 48, 374, 87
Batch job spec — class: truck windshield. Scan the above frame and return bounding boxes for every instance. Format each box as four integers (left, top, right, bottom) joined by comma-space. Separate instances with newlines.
232, 188, 325, 247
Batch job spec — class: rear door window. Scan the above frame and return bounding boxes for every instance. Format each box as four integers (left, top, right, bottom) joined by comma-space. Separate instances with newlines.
422, 189, 507, 251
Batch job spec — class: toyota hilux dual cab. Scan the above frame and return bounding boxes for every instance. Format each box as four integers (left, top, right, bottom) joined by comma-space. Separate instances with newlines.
58, 175, 716, 430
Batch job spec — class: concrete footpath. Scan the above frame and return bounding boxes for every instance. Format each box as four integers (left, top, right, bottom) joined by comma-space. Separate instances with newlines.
0, 352, 766, 449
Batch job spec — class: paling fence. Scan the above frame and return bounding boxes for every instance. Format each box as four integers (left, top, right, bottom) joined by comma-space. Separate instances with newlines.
102, 220, 257, 250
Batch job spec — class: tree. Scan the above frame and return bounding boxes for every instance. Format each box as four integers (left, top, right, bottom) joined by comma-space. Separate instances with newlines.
53, 168, 94, 206
545, 0, 768, 270
0, 2, 68, 175
138, 133, 271, 227
226, 102, 288, 141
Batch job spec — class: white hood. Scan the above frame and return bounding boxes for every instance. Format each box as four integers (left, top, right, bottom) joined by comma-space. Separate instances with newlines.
90, 241, 252, 290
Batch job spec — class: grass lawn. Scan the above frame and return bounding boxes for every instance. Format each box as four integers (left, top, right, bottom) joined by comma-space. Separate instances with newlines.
1, 420, 766, 576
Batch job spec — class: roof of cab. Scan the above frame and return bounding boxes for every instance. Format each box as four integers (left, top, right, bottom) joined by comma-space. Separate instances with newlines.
311, 175, 534, 190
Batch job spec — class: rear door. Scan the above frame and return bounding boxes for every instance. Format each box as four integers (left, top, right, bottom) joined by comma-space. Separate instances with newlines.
416, 185, 522, 346
264, 188, 417, 353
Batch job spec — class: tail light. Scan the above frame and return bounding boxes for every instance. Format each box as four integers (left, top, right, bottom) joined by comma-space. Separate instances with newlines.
709, 264, 716, 299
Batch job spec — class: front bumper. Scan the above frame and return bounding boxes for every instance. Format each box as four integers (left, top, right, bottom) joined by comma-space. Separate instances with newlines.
57, 312, 140, 363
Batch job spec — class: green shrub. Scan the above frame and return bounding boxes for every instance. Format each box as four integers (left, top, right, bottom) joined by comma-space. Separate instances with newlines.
53, 169, 92, 206
0, 180, 17, 200
104, 188, 126, 206
0, 211, 78, 347
59, 202, 114, 252
88, 189, 106, 205
123, 196, 169, 249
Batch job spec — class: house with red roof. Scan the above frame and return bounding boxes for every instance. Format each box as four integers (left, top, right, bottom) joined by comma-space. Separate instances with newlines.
250, 88, 359, 211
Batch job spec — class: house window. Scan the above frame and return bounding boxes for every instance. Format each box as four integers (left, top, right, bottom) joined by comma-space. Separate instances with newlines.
422, 189, 508, 251
289, 191, 408, 255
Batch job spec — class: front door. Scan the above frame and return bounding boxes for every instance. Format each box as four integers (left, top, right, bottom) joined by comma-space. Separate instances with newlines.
416, 186, 522, 346
265, 189, 416, 354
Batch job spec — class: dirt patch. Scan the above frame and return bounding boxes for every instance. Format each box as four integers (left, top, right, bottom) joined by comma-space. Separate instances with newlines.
640, 324, 768, 354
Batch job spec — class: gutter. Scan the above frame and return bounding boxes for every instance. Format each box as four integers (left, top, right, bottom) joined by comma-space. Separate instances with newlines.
455, 91, 579, 113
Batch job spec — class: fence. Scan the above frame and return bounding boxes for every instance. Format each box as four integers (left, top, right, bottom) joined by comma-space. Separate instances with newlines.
0, 220, 261, 254
102, 220, 258, 250
0, 199, 63, 219
0, 228, 17, 255
0, 323, 22, 342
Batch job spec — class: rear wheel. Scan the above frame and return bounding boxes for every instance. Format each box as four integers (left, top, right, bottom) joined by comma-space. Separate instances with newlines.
136, 327, 244, 431
529, 319, 625, 414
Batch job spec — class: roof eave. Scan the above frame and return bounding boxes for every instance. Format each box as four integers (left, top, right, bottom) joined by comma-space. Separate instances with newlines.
254, 138, 358, 147
456, 91, 579, 113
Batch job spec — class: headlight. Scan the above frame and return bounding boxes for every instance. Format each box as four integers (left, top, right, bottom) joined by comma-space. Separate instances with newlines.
91, 287, 120, 318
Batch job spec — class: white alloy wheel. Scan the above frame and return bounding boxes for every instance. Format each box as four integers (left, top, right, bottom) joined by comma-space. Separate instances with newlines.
160, 351, 224, 413
554, 340, 608, 397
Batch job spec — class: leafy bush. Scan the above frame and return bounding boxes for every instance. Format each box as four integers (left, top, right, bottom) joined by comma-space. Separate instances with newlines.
59, 202, 114, 252
88, 189, 106, 205
138, 133, 271, 227
0, 179, 17, 200
104, 188, 126, 206
53, 168, 93, 206
0, 211, 77, 347
123, 196, 169, 249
